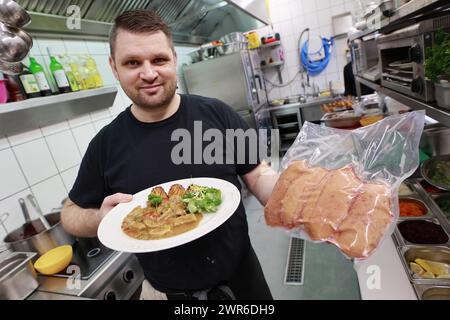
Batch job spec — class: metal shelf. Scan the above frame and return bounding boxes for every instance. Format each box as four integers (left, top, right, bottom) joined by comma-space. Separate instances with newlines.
260, 40, 281, 48
356, 76, 450, 127
0, 87, 118, 136
261, 61, 284, 69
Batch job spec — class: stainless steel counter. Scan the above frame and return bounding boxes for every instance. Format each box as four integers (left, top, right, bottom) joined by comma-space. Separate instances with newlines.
31, 251, 144, 300
267, 97, 336, 112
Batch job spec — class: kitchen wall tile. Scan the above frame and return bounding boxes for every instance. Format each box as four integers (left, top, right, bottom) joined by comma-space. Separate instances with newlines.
92, 55, 116, 86
109, 90, 126, 116
316, 0, 331, 11
13, 139, 58, 185
41, 121, 70, 136
119, 87, 132, 106
86, 41, 109, 55
7, 128, 43, 146
288, 0, 303, 19
45, 131, 81, 172
64, 40, 89, 54
0, 149, 28, 200
0, 137, 9, 150
71, 123, 96, 156
302, 0, 317, 14
93, 117, 112, 133
37, 38, 67, 56
31, 176, 68, 213
29, 38, 42, 56
0, 189, 35, 234
331, 4, 346, 16
90, 108, 111, 121
61, 166, 80, 192
68, 114, 92, 128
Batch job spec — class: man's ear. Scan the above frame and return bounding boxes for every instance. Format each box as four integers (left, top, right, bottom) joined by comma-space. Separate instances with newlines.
109, 56, 120, 81
173, 49, 177, 64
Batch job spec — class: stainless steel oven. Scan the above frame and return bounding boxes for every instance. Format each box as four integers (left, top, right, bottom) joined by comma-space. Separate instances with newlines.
378, 15, 450, 102
352, 32, 381, 82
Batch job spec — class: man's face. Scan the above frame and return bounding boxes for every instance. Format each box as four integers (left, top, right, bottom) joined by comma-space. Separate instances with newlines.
109, 30, 178, 110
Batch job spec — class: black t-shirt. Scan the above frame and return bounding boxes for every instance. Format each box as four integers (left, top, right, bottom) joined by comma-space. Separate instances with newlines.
69, 94, 260, 292
343, 62, 375, 96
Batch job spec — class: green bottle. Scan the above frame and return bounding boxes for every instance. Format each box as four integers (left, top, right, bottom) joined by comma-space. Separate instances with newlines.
49, 56, 71, 93
29, 57, 52, 96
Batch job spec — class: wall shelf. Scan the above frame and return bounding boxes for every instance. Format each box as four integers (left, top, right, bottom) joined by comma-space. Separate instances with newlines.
0, 87, 118, 136
356, 76, 450, 127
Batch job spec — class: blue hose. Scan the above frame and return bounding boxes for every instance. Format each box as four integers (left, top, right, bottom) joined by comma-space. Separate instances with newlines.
300, 36, 334, 76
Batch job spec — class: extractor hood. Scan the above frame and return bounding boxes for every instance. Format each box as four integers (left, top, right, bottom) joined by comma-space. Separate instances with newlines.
18, 0, 270, 45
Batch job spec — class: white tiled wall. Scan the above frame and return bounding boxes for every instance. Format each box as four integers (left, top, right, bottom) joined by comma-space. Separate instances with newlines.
0, 36, 192, 242
260, 0, 363, 100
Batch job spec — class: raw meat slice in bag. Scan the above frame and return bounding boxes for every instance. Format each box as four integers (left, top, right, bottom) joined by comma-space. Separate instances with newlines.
264, 111, 425, 260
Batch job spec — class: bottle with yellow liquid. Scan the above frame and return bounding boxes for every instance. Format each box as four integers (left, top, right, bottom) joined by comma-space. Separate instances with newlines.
78, 55, 96, 90
85, 55, 104, 88
58, 54, 79, 92
68, 56, 85, 91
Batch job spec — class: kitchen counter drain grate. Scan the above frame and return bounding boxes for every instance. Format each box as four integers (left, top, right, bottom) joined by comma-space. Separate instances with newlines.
284, 237, 305, 285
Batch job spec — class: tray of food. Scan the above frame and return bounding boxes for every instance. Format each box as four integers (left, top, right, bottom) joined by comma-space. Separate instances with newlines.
321, 98, 354, 113
321, 110, 362, 128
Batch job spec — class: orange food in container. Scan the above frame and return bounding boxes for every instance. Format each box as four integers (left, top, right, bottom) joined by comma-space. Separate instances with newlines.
399, 199, 427, 217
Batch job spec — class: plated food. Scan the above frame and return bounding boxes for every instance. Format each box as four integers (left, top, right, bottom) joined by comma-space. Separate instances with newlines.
98, 177, 240, 253
264, 160, 393, 259
121, 184, 222, 240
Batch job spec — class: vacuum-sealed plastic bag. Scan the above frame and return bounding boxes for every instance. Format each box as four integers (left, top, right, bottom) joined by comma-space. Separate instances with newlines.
265, 111, 425, 260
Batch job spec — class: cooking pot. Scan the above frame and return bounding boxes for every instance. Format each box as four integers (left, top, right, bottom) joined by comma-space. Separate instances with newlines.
3, 212, 75, 258
0, 251, 38, 300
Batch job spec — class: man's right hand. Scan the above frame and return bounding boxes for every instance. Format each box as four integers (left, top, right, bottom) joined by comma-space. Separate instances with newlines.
98, 193, 133, 221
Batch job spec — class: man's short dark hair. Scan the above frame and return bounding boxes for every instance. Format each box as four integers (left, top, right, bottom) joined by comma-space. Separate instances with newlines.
109, 9, 174, 58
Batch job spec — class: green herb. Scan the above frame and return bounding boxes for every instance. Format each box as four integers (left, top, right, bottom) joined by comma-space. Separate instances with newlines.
431, 161, 450, 189
436, 198, 450, 216
148, 194, 162, 207
425, 29, 450, 83
182, 185, 222, 214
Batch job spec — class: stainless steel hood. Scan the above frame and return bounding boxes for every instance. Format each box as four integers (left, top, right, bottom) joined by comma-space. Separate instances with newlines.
18, 0, 269, 45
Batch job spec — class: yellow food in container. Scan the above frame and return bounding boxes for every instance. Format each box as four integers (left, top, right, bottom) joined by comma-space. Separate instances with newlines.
34, 245, 73, 275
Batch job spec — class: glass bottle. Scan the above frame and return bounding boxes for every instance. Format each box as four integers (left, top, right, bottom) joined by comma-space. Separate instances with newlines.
28, 57, 52, 96
19, 66, 42, 98
59, 54, 80, 92
86, 55, 104, 88
49, 56, 71, 93
78, 55, 96, 90
5, 74, 26, 102
68, 56, 85, 90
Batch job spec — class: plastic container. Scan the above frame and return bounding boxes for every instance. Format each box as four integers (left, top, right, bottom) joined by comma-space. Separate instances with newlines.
0, 72, 7, 104
435, 81, 450, 110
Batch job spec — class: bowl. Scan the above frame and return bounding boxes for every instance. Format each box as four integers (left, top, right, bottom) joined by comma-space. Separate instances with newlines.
33, 245, 73, 275
421, 155, 450, 192
0, 0, 31, 28
0, 22, 33, 63
0, 59, 23, 74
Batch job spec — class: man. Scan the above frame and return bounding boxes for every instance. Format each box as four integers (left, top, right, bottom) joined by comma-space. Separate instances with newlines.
61, 9, 279, 300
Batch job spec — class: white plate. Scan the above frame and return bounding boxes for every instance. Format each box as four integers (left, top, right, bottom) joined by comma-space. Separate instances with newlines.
98, 178, 241, 253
